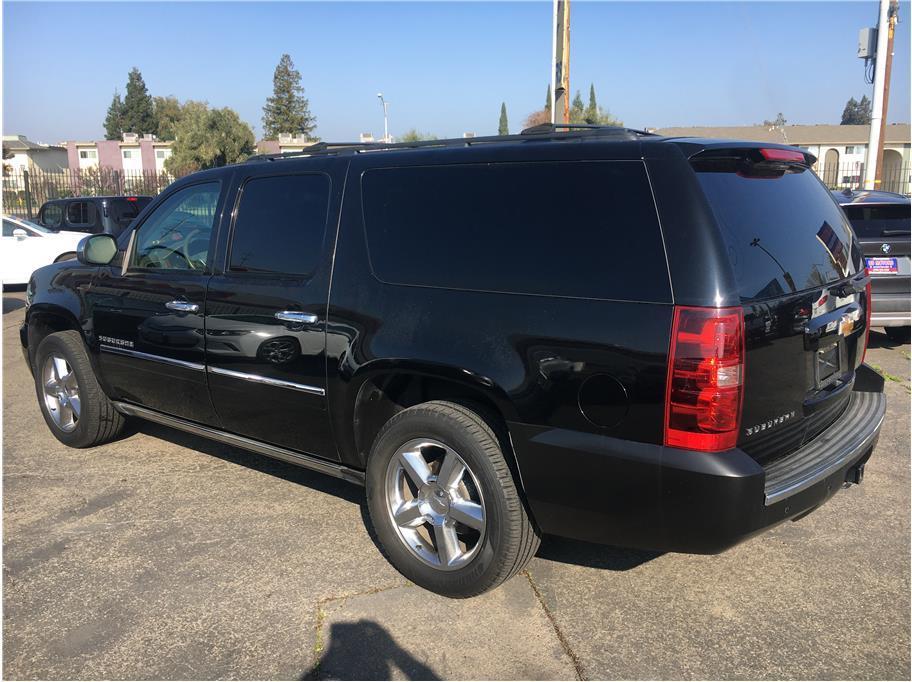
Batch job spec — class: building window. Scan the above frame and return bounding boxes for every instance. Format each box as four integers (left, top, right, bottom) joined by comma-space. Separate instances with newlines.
845, 146, 855, 155
123, 150, 133, 159
155, 150, 168, 159
79, 149, 97, 160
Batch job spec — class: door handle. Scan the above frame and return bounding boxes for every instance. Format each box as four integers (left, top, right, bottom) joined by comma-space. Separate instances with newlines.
275, 311, 318, 324
166, 300, 199, 313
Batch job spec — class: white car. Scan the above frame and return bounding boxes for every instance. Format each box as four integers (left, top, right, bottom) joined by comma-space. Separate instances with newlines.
2, 215, 85, 286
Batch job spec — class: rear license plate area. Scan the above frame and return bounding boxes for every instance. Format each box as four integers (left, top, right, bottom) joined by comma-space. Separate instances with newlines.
815, 343, 841, 389
865, 257, 898, 274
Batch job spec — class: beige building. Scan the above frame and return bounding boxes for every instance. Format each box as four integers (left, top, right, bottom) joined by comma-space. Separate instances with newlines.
2, 135, 69, 173
654, 124, 911, 194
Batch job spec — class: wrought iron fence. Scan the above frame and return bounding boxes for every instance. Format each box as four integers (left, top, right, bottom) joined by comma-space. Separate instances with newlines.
814, 162, 911, 195
2, 168, 184, 219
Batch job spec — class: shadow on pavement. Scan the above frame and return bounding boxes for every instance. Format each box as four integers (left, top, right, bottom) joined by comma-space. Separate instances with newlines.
3, 296, 26, 314
535, 535, 662, 571
868, 329, 910, 349
133, 421, 365, 506
302, 620, 439, 681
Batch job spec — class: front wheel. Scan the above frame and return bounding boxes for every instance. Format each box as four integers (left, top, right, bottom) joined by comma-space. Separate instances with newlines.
33, 330, 127, 447
366, 401, 540, 598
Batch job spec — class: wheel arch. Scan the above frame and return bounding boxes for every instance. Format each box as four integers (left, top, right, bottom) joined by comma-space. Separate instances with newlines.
25, 304, 84, 368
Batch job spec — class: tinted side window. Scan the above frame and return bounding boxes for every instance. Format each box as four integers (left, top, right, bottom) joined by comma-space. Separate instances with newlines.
842, 204, 911, 239
361, 161, 670, 301
131, 182, 220, 271
229, 174, 330, 276
66, 201, 95, 226
42, 204, 63, 228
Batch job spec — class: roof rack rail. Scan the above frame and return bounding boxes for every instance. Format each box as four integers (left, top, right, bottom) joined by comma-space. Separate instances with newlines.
246, 125, 657, 163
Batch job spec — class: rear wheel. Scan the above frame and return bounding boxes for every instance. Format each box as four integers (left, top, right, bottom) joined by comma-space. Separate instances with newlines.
33, 330, 127, 447
366, 401, 539, 598
884, 326, 911, 343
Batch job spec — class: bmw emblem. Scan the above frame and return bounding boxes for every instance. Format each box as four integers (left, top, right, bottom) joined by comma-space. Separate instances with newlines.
882, 243, 892, 254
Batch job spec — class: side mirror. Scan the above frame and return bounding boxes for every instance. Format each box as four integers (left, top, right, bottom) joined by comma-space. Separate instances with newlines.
77, 234, 118, 265
12, 228, 28, 240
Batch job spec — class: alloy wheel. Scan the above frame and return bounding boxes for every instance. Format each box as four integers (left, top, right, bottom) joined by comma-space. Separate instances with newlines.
384, 438, 486, 571
42, 355, 80, 432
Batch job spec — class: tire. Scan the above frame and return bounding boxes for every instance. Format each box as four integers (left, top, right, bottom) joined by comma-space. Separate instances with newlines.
54, 252, 77, 263
33, 330, 127, 448
884, 326, 911, 343
366, 400, 540, 598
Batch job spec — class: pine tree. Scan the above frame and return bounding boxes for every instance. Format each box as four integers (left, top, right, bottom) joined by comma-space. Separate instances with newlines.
570, 91, 585, 123
262, 54, 316, 139
104, 90, 124, 140
545, 84, 552, 114
121, 68, 156, 134
857, 95, 872, 124
585, 84, 598, 124
498, 102, 509, 136
841, 96, 873, 125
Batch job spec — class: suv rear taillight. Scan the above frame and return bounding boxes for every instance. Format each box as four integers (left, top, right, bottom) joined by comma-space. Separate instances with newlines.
664, 306, 745, 452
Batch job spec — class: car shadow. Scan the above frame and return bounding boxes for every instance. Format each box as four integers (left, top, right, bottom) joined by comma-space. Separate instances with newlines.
3, 295, 26, 314
301, 620, 439, 680
868, 329, 909, 349
132, 421, 365, 507
131, 422, 660, 574
535, 534, 662, 571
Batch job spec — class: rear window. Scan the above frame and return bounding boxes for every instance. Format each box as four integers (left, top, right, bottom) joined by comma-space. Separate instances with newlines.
841, 204, 911, 240
695, 162, 861, 302
361, 161, 670, 301
109, 197, 151, 228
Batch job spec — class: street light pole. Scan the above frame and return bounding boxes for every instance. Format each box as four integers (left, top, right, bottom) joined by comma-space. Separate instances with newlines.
377, 93, 390, 143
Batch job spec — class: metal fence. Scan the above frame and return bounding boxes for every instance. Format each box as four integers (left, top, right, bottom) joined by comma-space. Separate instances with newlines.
816, 162, 911, 195
2, 168, 182, 219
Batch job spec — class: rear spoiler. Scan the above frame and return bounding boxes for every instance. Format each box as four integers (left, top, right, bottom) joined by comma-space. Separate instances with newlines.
666, 138, 817, 167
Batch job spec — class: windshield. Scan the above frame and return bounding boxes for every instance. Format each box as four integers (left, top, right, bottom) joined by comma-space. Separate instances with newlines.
5, 217, 56, 234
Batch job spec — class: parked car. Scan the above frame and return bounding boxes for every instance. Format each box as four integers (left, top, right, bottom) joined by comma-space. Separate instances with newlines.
1, 215, 84, 286
833, 188, 910, 342
36, 195, 152, 238
20, 128, 886, 597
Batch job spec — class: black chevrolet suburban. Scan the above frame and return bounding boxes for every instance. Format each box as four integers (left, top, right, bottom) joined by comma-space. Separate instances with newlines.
21, 126, 886, 597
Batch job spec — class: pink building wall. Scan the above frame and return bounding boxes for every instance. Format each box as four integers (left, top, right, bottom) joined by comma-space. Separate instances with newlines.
96, 141, 123, 171
139, 139, 156, 172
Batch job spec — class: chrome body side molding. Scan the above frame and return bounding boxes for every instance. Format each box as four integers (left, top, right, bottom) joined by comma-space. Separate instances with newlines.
111, 401, 364, 486
207, 366, 326, 396
99, 345, 206, 372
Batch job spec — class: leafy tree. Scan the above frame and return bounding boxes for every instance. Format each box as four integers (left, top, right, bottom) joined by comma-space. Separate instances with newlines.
545, 84, 552, 114
524, 109, 550, 128
153, 96, 184, 140
165, 104, 255, 175
841, 95, 872, 125
121, 67, 156, 134
762, 112, 788, 128
498, 102, 509, 136
103, 90, 124, 140
262, 53, 316, 139
398, 129, 437, 142
570, 90, 585, 123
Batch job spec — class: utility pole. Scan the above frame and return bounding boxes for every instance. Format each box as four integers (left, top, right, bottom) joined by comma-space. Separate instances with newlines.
863, 0, 898, 190
874, 0, 899, 187
377, 93, 390, 143
551, 0, 570, 124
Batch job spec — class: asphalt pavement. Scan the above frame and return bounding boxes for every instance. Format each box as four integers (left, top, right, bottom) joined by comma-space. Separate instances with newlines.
3, 290, 909, 680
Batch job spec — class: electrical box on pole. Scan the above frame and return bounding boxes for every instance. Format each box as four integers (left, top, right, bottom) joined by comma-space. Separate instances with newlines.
858, 27, 877, 59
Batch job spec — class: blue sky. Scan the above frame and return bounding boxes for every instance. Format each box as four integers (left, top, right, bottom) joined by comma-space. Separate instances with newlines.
4, 1, 910, 143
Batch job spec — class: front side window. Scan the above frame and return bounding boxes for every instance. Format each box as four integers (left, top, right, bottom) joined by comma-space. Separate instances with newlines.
2, 220, 33, 237
41, 204, 63, 228
131, 182, 220, 272
229, 174, 330, 276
